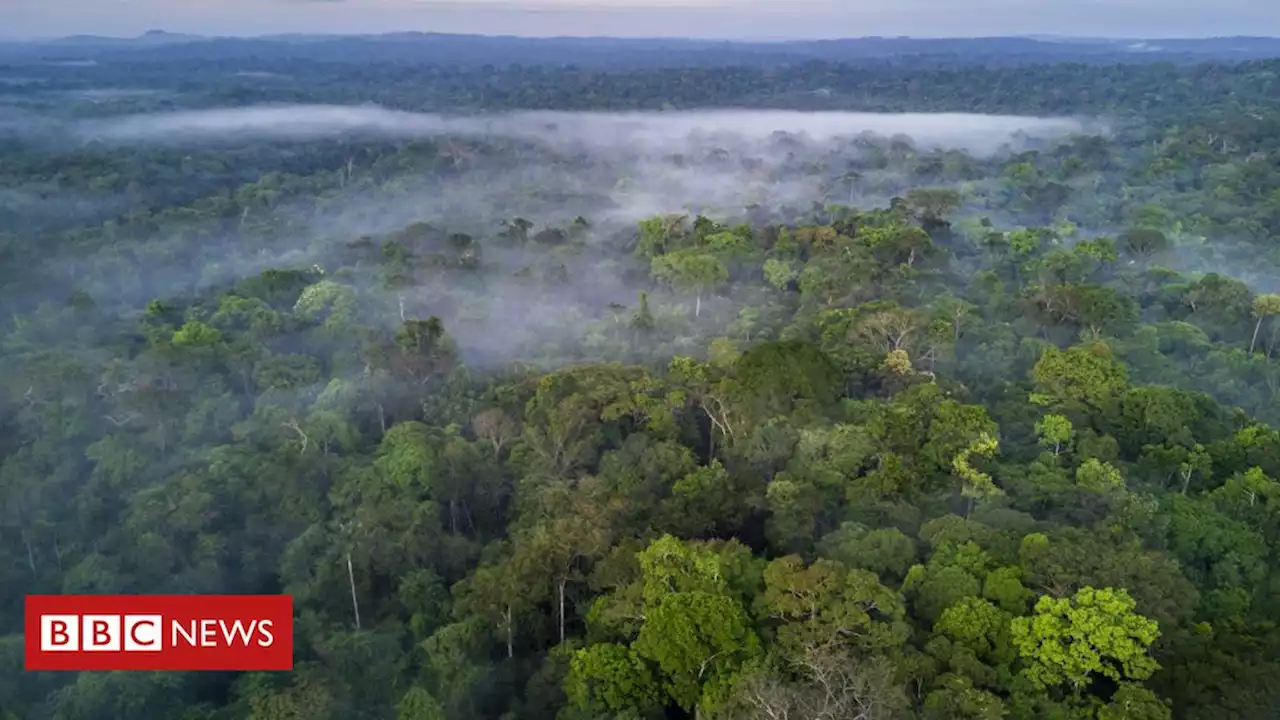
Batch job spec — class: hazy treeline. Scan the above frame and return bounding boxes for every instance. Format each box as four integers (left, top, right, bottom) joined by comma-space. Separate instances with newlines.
1, 48, 1280, 720
5, 32, 1280, 68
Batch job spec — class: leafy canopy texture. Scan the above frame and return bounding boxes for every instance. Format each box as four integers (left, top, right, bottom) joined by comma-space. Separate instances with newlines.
568, 535, 762, 716
1010, 587, 1160, 690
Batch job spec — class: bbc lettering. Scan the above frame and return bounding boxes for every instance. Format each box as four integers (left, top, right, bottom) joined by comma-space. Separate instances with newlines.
26, 595, 292, 671
39, 615, 275, 652
41, 614, 162, 652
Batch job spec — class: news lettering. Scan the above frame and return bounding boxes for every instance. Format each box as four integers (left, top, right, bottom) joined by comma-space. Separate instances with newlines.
172, 618, 276, 648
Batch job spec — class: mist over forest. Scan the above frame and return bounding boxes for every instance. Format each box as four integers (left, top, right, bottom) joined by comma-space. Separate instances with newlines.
2, 32, 1280, 720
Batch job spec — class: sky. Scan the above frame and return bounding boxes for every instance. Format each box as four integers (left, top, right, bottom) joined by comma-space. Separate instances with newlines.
3, 0, 1279, 40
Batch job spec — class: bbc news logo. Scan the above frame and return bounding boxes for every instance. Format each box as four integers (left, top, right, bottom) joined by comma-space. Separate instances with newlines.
25, 595, 293, 671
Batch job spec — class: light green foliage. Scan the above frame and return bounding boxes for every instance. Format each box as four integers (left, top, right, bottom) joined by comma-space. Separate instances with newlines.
1031, 342, 1128, 412
932, 541, 993, 577
1097, 684, 1173, 720
375, 421, 438, 490
574, 536, 762, 716
293, 279, 359, 329
1208, 467, 1280, 534
636, 534, 727, 603
763, 258, 798, 290
983, 566, 1033, 615
759, 555, 908, 653
904, 561, 983, 623
1175, 444, 1212, 495
565, 643, 661, 714
636, 214, 688, 257
953, 433, 1002, 503
707, 337, 740, 368
1010, 587, 1160, 690
923, 674, 1008, 720
1076, 458, 1125, 494
170, 319, 223, 348
650, 249, 729, 316
396, 687, 446, 720
936, 597, 1015, 665
633, 591, 761, 712
1035, 414, 1073, 456
1249, 294, 1280, 353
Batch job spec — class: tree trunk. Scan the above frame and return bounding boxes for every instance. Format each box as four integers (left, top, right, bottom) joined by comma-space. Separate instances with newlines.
20, 529, 35, 575
557, 577, 567, 644
346, 552, 362, 630
695, 291, 702, 318
1250, 317, 1263, 354
504, 605, 514, 658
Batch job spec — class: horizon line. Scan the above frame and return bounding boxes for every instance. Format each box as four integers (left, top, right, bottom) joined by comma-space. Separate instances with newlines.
4, 30, 1280, 44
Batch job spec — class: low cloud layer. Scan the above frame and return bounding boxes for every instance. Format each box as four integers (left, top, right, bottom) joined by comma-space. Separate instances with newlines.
30, 105, 1106, 368
77, 105, 1090, 157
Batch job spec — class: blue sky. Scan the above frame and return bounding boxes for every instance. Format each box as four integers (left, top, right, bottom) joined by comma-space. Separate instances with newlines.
4, 0, 1279, 40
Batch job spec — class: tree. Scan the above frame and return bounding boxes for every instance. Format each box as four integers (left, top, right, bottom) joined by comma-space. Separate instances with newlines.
471, 408, 517, 459
1248, 294, 1280, 354
1010, 587, 1160, 691
396, 687, 446, 720
631, 292, 656, 333
934, 596, 1015, 668
853, 305, 926, 355
651, 250, 729, 318
1031, 342, 1128, 414
759, 555, 909, 655
1097, 684, 1172, 720
905, 187, 963, 225
633, 590, 761, 713
953, 433, 1001, 514
513, 495, 614, 645
455, 558, 530, 659
1176, 444, 1212, 496
572, 536, 764, 716
564, 643, 662, 716
763, 258, 798, 291
1119, 228, 1170, 262
816, 523, 918, 583
922, 674, 1006, 720
1034, 414, 1072, 456
717, 645, 909, 720
1076, 458, 1125, 494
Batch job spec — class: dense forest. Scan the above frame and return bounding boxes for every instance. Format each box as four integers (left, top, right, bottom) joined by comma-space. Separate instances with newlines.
3, 37, 1280, 720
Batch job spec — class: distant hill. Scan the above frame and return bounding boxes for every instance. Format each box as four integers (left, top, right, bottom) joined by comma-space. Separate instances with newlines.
1, 31, 1278, 68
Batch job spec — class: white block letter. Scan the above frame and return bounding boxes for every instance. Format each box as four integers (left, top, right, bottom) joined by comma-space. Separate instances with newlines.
41, 614, 79, 652
124, 615, 163, 651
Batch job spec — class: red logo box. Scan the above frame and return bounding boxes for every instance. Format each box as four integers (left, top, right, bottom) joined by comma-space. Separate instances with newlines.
25, 595, 293, 671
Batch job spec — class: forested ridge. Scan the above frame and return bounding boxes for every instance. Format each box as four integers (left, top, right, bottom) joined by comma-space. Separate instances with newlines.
2, 47, 1280, 720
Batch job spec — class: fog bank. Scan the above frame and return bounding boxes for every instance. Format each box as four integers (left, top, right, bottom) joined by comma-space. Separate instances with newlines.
77, 105, 1093, 157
